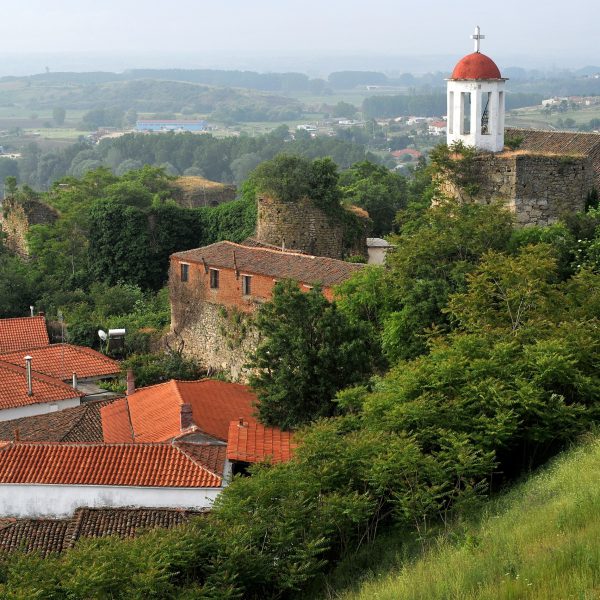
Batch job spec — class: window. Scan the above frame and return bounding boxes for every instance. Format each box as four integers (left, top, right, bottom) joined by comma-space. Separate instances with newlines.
180, 263, 189, 282
209, 268, 219, 289
242, 275, 252, 296
461, 92, 471, 135
481, 91, 491, 135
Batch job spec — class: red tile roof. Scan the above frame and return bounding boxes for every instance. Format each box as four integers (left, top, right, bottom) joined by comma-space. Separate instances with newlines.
100, 399, 134, 443
0, 316, 49, 353
391, 148, 423, 159
227, 421, 297, 464
172, 241, 365, 288
0, 344, 119, 381
0, 360, 82, 411
0, 442, 224, 488
101, 379, 258, 444
0, 399, 112, 443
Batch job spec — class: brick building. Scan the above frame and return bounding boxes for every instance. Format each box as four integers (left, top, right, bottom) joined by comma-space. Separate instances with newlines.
169, 240, 365, 379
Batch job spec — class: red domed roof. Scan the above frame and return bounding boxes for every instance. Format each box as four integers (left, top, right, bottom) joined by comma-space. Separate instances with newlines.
451, 52, 502, 80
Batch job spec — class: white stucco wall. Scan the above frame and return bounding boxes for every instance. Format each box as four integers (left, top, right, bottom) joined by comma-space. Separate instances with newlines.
367, 247, 388, 265
0, 397, 80, 422
0, 484, 223, 517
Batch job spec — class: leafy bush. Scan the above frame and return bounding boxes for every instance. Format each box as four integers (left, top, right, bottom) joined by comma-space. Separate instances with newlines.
122, 351, 202, 387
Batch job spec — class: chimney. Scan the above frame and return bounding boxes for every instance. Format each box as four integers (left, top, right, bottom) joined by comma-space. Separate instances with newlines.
126, 369, 135, 396
238, 417, 247, 427
72, 372, 78, 390
24, 356, 33, 396
180, 404, 194, 430
29, 305, 34, 317
13, 428, 19, 441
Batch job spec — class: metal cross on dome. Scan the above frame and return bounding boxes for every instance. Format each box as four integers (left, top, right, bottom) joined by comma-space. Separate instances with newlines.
471, 25, 485, 53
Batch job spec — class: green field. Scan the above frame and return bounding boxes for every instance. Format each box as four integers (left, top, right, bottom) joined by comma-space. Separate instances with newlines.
321, 433, 600, 600
507, 103, 600, 130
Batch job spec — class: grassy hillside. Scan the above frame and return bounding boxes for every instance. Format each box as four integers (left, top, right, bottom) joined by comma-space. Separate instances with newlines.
326, 433, 600, 600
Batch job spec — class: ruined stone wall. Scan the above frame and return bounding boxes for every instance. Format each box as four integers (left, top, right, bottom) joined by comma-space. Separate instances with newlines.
256, 196, 346, 258
169, 177, 236, 208
439, 152, 592, 227
168, 263, 260, 382
0, 198, 58, 256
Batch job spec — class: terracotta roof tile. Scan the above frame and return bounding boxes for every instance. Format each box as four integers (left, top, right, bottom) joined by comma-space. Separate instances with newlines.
0, 360, 82, 411
227, 421, 297, 464
0, 442, 224, 488
172, 241, 365, 287
0, 507, 204, 556
65, 506, 204, 544
0, 316, 49, 353
0, 399, 112, 443
0, 518, 70, 555
101, 379, 258, 444
0, 344, 119, 381
100, 398, 134, 443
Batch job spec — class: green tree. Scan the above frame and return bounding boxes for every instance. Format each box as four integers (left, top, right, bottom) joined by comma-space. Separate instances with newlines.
340, 160, 407, 236
332, 101, 357, 119
248, 280, 374, 429
52, 106, 66, 126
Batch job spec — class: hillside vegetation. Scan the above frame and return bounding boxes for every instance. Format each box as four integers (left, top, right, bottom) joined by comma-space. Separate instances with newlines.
337, 433, 600, 600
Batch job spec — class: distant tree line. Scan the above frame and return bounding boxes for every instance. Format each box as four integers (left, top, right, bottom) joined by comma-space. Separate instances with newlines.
12, 127, 379, 190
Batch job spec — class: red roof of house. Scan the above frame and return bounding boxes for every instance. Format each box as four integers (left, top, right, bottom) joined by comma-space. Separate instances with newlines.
101, 379, 258, 444
0, 360, 82, 411
0, 344, 119, 381
0, 317, 49, 353
391, 149, 422, 159
0, 442, 225, 488
227, 421, 297, 464
101, 398, 133, 443
451, 52, 502, 80
0, 399, 112, 443
172, 241, 365, 288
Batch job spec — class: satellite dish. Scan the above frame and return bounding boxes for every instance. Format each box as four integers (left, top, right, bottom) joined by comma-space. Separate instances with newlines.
98, 329, 108, 342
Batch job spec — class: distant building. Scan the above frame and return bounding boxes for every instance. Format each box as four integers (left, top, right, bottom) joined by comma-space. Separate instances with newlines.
428, 120, 447, 136
136, 119, 208, 132
391, 148, 422, 161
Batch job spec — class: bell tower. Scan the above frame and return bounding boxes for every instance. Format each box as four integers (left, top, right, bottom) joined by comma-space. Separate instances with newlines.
447, 26, 507, 152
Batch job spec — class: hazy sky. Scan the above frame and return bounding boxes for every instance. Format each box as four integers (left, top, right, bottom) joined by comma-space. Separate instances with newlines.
0, 0, 598, 74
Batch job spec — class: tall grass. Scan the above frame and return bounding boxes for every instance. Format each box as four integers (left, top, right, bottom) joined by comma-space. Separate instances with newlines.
334, 433, 600, 600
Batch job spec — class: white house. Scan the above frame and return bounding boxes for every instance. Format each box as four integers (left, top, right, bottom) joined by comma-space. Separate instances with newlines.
0, 441, 228, 517
0, 359, 82, 422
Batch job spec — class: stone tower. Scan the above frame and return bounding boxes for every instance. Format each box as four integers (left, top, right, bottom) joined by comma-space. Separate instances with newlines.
447, 26, 507, 153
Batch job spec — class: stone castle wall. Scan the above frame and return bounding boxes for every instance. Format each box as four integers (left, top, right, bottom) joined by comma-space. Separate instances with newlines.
169, 176, 237, 208
169, 268, 259, 382
439, 152, 593, 227
0, 197, 59, 256
256, 196, 347, 258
